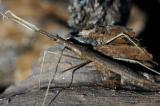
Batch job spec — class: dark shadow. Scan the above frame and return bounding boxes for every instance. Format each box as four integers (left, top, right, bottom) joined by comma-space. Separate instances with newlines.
134, 0, 160, 69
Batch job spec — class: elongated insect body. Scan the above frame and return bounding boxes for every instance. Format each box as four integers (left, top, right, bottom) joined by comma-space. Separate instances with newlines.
1, 10, 160, 94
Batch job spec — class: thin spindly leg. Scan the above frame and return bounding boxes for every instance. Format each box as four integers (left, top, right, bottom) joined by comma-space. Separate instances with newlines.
103, 33, 159, 74
63, 53, 81, 60
39, 50, 63, 89
114, 57, 160, 75
3, 10, 39, 31
42, 47, 65, 106
41, 47, 91, 106
105, 33, 142, 51
62, 60, 91, 73
39, 47, 85, 89
48, 61, 91, 106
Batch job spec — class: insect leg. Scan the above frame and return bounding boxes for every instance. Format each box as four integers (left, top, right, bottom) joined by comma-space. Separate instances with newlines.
48, 61, 91, 106
63, 53, 81, 60
62, 60, 91, 73
39, 49, 63, 88
114, 57, 160, 75
42, 47, 65, 106
105, 33, 142, 51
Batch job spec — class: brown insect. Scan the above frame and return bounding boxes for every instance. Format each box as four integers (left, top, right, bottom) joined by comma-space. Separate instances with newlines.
1, 11, 160, 106
78, 26, 152, 61
75, 26, 157, 71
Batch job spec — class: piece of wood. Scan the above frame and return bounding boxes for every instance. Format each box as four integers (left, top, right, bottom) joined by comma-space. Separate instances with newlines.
0, 87, 160, 106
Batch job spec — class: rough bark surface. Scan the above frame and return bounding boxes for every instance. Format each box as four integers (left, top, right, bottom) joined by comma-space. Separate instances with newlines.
0, 87, 160, 106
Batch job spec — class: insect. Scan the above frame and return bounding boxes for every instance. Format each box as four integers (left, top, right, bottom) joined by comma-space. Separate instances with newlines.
1, 10, 160, 106
73, 25, 157, 73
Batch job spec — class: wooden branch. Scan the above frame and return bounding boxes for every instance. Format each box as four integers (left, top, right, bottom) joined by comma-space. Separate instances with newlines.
0, 87, 160, 106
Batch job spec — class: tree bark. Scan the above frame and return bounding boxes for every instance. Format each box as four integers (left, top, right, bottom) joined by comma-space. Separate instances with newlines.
0, 87, 160, 106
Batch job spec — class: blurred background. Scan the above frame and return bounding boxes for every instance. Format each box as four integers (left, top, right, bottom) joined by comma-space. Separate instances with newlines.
0, 0, 69, 93
0, 0, 160, 93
